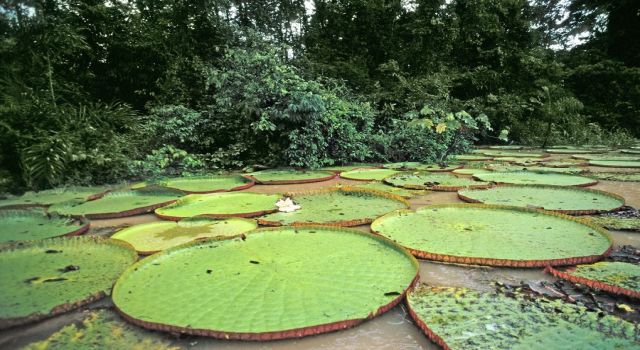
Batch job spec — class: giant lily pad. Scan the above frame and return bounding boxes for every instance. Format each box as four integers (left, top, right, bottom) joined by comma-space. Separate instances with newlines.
22, 310, 178, 350
155, 192, 280, 220
621, 149, 640, 155
473, 171, 597, 186
480, 151, 546, 158
487, 145, 524, 150
492, 157, 545, 164
546, 262, 640, 299
350, 182, 427, 198
0, 186, 109, 209
458, 185, 624, 214
573, 154, 640, 161
158, 175, 254, 193
454, 155, 493, 161
0, 210, 89, 243
244, 169, 336, 184
383, 162, 461, 172
320, 164, 380, 173
370, 204, 612, 267
406, 286, 640, 350
546, 148, 605, 154
258, 188, 408, 226
384, 172, 491, 191
585, 172, 640, 182
112, 226, 418, 340
588, 160, 640, 168
111, 217, 258, 254
585, 216, 640, 231
0, 236, 136, 329
48, 190, 182, 219
452, 168, 492, 175
489, 165, 585, 174
340, 168, 399, 181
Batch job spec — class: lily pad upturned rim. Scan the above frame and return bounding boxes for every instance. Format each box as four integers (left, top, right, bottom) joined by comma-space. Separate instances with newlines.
0, 187, 111, 210
457, 185, 625, 215
383, 172, 493, 192
338, 168, 400, 181
49, 192, 180, 220
588, 160, 640, 168
155, 192, 280, 221
257, 187, 409, 227
472, 171, 598, 187
0, 210, 91, 242
545, 265, 640, 300
242, 170, 337, 185
112, 226, 420, 341
111, 217, 258, 255
158, 175, 255, 194
0, 236, 137, 329
370, 203, 613, 267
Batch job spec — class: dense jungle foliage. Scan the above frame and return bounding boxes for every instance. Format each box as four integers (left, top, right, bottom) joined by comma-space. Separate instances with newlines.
0, 0, 638, 191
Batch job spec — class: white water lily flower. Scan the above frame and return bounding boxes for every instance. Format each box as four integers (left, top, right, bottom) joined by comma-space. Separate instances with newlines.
276, 197, 301, 212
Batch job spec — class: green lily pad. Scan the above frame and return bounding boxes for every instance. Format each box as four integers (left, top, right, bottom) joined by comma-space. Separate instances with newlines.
383, 162, 461, 172
22, 310, 178, 350
158, 175, 254, 193
490, 165, 586, 174
384, 172, 491, 191
589, 160, 640, 168
340, 168, 400, 181
573, 154, 640, 161
350, 182, 427, 198
488, 145, 524, 150
621, 149, 640, 155
492, 157, 545, 163
258, 188, 408, 226
452, 168, 492, 175
370, 204, 612, 266
245, 169, 336, 184
0, 210, 89, 243
474, 171, 597, 186
543, 161, 586, 168
585, 216, 640, 231
480, 151, 546, 158
48, 190, 183, 219
547, 262, 640, 299
0, 236, 136, 329
407, 286, 640, 350
111, 217, 258, 254
546, 148, 605, 154
454, 155, 493, 161
320, 164, 380, 173
112, 226, 418, 340
458, 185, 624, 214
0, 186, 109, 209
585, 172, 640, 182
155, 192, 280, 220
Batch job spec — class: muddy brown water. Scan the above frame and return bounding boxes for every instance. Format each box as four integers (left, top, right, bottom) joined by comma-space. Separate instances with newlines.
2, 152, 639, 349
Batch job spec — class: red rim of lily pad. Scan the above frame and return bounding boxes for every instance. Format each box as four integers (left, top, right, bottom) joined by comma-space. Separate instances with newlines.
112, 226, 421, 341
242, 171, 337, 185
370, 204, 613, 267
256, 187, 410, 227
66, 200, 179, 220
456, 184, 626, 215
544, 265, 640, 300
162, 177, 256, 194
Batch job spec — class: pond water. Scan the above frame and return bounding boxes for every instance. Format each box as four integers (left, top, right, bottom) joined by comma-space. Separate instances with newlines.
1, 151, 639, 349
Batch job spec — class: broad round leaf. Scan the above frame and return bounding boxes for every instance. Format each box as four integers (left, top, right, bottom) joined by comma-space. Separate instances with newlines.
487, 145, 524, 150
0, 186, 109, 209
473, 171, 597, 186
452, 168, 492, 175
384, 172, 491, 191
371, 204, 612, 267
258, 188, 408, 226
0, 237, 137, 329
155, 192, 280, 220
547, 262, 640, 299
573, 154, 640, 161
454, 155, 492, 161
111, 217, 258, 254
0, 210, 89, 243
340, 168, 399, 181
351, 182, 427, 198
245, 169, 336, 184
588, 160, 640, 168
480, 151, 546, 158
113, 227, 418, 340
383, 162, 460, 172
407, 286, 639, 350
458, 185, 624, 214
159, 175, 254, 193
546, 148, 605, 154
48, 190, 182, 219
